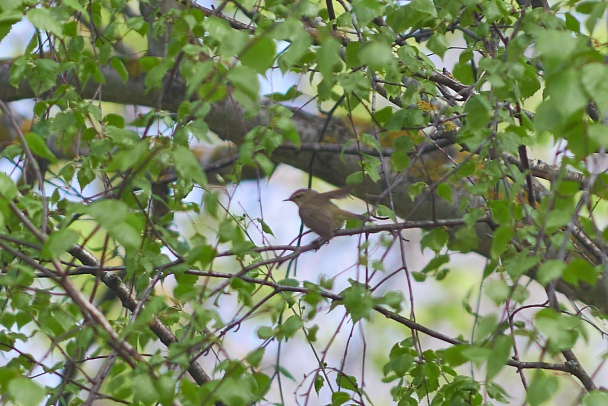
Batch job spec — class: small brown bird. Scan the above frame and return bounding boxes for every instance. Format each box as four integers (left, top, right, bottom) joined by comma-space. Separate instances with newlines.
285, 187, 368, 239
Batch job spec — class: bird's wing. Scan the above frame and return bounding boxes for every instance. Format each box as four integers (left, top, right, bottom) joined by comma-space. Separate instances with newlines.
335, 210, 368, 222
320, 186, 353, 201
299, 206, 335, 238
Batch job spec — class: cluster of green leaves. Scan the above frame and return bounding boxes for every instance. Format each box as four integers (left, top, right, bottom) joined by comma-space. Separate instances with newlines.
299, 0, 608, 404
0, 2, 215, 406
384, 338, 499, 406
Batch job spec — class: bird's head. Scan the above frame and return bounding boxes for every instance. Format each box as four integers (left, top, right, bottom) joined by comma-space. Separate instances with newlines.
284, 189, 319, 206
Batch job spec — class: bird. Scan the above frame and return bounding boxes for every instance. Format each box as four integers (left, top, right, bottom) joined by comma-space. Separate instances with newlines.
284, 186, 368, 239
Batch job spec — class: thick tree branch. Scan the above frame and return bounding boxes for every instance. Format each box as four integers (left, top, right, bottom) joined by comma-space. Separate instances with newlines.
68, 244, 212, 385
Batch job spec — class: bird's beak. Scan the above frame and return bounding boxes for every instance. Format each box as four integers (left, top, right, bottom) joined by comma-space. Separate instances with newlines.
283, 197, 291, 202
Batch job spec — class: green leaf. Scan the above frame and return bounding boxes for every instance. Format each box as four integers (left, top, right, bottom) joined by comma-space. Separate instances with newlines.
436, 183, 452, 203
110, 57, 129, 83
29, 59, 59, 94
84, 200, 142, 250
126, 16, 148, 36
452, 227, 478, 253
270, 105, 299, 145
7, 377, 45, 406
351, 0, 385, 27
254, 153, 275, 176
545, 69, 588, 117
62, 0, 87, 13
53, 111, 78, 132
487, 382, 510, 403
461, 346, 493, 363
317, 37, 342, 80
378, 291, 403, 312
582, 391, 608, 406
503, 249, 540, 278
77, 163, 95, 191
276, 21, 312, 72
156, 375, 177, 406
443, 345, 469, 367
0, 10, 23, 42
341, 283, 374, 322
0, 172, 18, 200
217, 28, 247, 57
336, 372, 358, 391
488, 199, 511, 225
582, 1, 607, 33
407, 181, 427, 200
464, 95, 491, 130
173, 145, 207, 187
420, 254, 449, 275
264, 85, 303, 101
257, 218, 274, 236
564, 12, 581, 33
535, 30, 579, 69
537, 260, 567, 286
278, 315, 303, 340
256, 326, 273, 340
420, 228, 448, 253
41, 229, 79, 260
204, 191, 220, 218
105, 126, 139, 147
453, 60, 476, 85
331, 391, 351, 406
25, 132, 57, 163
27, 8, 63, 37
402, 0, 437, 30
535, 308, 580, 351
481, 0, 507, 23
358, 41, 394, 71
386, 349, 415, 376
337, 71, 372, 98
474, 314, 498, 342
527, 371, 558, 406
587, 123, 608, 155
427, 32, 449, 58
186, 244, 216, 267
277, 365, 295, 381
484, 279, 510, 305
204, 16, 233, 41
228, 65, 259, 102
346, 171, 364, 185
314, 374, 324, 394
375, 204, 396, 222
104, 113, 125, 128
144, 62, 170, 90
486, 335, 512, 380
344, 42, 361, 68
134, 374, 159, 404
251, 372, 271, 398
490, 225, 513, 259
390, 136, 413, 171
238, 141, 254, 166
563, 259, 597, 287
246, 348, 265, 368
0, 10, 23, 25
240, 37, 276, 74
139, 56, 161, 72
